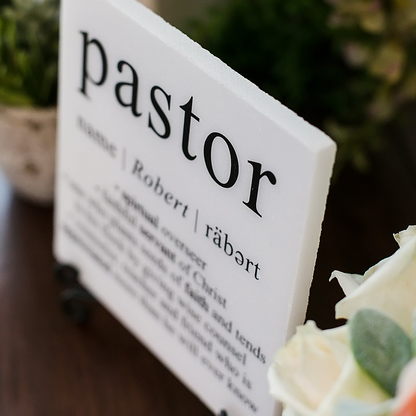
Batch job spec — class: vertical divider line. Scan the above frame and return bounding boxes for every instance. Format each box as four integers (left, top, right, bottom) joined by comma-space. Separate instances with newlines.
194, 209, 199, 234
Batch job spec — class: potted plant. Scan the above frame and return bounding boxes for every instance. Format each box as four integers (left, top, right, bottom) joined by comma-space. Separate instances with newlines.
0, 0, 59, 205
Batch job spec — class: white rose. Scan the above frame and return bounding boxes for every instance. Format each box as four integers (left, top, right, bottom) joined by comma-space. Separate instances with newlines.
331, 226, 416, 333
268, 321, 389, 416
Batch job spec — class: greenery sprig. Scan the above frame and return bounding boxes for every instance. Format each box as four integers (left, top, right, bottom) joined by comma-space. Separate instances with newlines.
333, 307, 416, 416
0, 0, 59, 107
349, 308, 413, 397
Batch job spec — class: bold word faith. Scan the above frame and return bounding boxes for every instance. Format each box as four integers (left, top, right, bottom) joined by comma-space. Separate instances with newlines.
78, 31, 277, 217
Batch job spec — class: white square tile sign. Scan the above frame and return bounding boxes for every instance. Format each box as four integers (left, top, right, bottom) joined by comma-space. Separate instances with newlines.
54, 0, 336, 415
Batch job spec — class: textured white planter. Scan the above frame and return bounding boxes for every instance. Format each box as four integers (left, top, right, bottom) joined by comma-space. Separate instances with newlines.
0, 106, 57, 205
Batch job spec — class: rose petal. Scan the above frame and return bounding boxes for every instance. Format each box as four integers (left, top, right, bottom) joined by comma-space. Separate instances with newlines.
330, 271, 364, 296
283, 406, 303, 416
335, 233, 416, 334
330, 256, 390, 297
268, 322, 349, 416
319, 355, 391, 415
394, 226, 416, 248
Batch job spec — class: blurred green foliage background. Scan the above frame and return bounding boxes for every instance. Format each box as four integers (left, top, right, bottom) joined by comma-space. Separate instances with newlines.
1, 0, 416, 173
188, 0, 416, 173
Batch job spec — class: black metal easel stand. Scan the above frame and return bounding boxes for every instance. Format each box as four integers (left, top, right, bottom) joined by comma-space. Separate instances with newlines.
54, 262, 229, 416
54, 263, 96, 324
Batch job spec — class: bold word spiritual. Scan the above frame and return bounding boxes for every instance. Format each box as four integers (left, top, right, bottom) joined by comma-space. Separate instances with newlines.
78, 31, 277, 218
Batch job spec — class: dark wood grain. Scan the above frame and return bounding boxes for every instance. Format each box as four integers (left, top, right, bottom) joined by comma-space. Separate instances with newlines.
0, 123, 415, 414
0, 171, 212, 416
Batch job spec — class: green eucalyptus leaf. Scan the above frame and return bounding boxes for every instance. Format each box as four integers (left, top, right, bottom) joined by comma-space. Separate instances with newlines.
412, 308, 416, 356
349, 308, 412, 396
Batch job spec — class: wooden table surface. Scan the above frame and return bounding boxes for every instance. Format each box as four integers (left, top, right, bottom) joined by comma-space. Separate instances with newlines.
0, 169, 213, 416
0, 125, 415, 415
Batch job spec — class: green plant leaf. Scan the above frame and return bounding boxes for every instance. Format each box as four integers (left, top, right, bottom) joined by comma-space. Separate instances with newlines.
412, 308, 416, 356
0, 0, 59, 107
349, 308, 412, 396
0, 88, 33, 106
